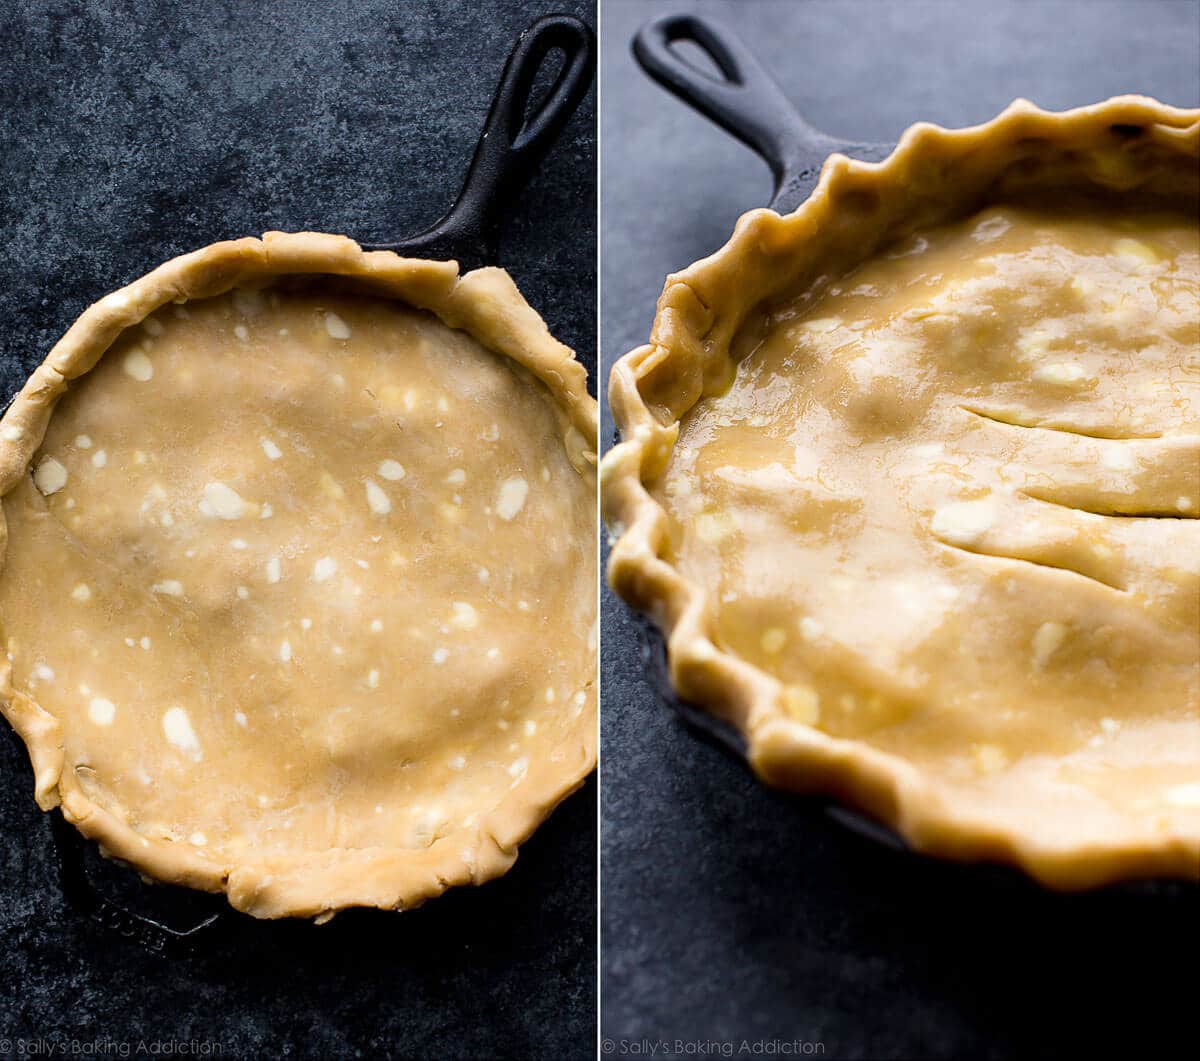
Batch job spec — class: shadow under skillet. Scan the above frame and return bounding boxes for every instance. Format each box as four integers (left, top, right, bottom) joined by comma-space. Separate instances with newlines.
0, 1, 596, 1058
600, 2, 1199, 1059
2, 717, 596, 1058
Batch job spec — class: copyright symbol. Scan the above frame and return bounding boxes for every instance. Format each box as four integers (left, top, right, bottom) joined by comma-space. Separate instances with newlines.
1, 1038, 12, 1053
601, 1039, 615, 1054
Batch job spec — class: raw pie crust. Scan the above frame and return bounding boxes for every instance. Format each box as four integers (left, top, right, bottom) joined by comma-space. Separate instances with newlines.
603, 98, 1200, 888
0, 232, 597, 919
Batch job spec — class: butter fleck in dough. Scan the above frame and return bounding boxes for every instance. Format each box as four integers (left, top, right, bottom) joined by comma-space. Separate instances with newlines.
0, 283, 596, 917
656, 204, 1199, 851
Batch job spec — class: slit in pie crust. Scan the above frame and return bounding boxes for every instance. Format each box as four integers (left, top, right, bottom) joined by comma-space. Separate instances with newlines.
603, 97, 1199, 889
0, 232, 597, 919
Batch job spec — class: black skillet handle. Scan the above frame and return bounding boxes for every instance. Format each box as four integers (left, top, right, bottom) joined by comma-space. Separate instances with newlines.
366, 14, 595, 268
633, 13, 890, 214
50, 810, 223, 954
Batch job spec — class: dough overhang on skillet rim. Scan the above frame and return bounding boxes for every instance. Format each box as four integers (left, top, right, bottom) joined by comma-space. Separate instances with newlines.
0, 231, 598, 919
603, 96, 1200, 889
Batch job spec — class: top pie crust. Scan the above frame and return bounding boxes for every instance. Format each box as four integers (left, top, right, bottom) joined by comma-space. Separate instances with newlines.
0, 232, 597, 919
603, 97, 1200, 889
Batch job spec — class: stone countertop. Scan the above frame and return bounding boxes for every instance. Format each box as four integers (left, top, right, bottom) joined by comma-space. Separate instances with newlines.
600, 2, 1198, 1058
0, 2, 596, 1058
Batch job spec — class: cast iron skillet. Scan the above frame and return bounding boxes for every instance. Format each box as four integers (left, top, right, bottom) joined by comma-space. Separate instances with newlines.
630, 12, 914, 856
627, 13, 1187, 887
5, 12, 594, 954
634, 13, 891, 215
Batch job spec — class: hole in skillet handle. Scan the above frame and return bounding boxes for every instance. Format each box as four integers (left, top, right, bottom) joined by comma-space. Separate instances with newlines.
22, 16, 593, 954
365, 14, 595, 270
626, 21, 1193, 900
632, 13, 890, 215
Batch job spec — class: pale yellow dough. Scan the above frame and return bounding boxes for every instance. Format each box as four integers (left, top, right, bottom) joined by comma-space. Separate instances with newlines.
604, 97, 1200, 888
0, 232, 597, 919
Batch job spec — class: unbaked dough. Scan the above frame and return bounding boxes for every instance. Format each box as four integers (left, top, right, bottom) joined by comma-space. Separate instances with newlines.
604, 97, 1199, 888
0, 232, 597, 918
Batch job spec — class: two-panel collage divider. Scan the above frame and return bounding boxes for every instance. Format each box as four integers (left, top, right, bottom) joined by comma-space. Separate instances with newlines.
0, 2, 1196, 1059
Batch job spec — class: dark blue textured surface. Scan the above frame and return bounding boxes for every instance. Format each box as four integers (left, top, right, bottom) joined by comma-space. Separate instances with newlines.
600, 2, 1199, 1059
0, 2, 595, 1058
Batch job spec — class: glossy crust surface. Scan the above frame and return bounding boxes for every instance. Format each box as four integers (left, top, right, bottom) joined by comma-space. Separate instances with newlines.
0, 232, 597, 919
602, 97, 1200, 889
